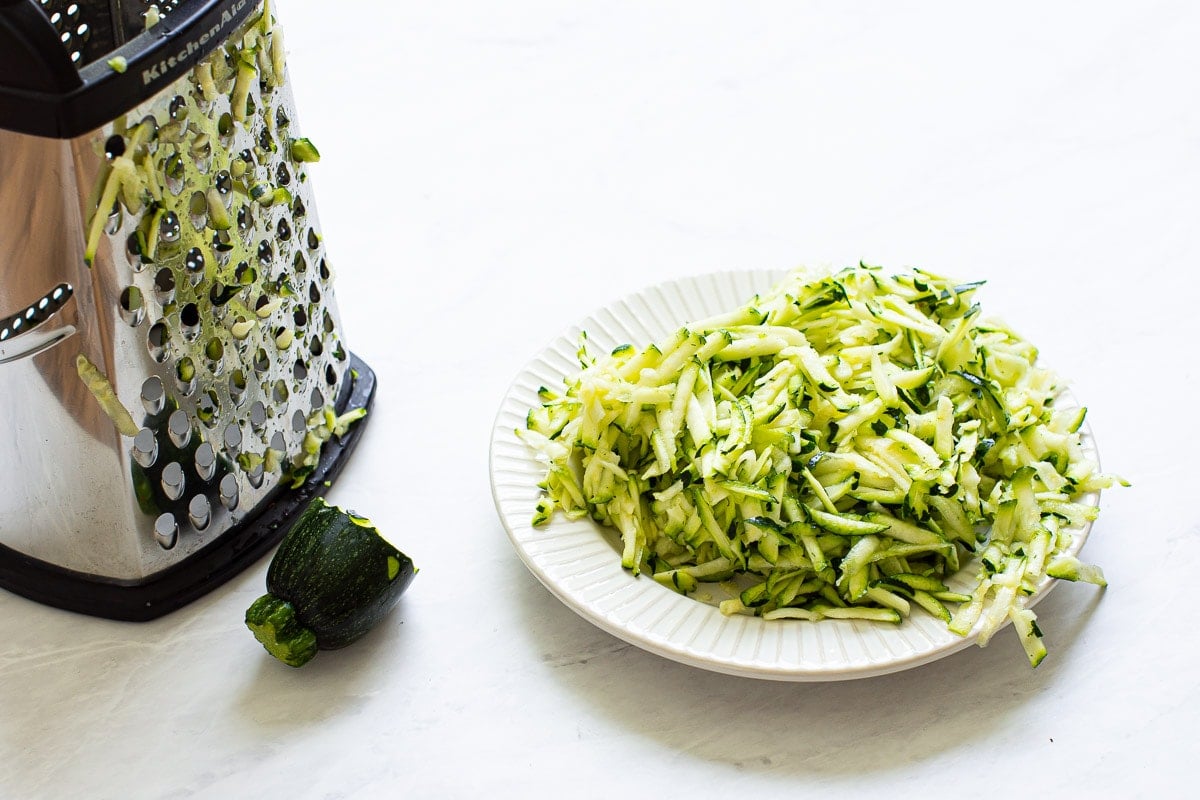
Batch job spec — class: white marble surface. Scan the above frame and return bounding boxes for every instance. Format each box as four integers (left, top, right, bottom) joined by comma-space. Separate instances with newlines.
2, 1, 1196, 797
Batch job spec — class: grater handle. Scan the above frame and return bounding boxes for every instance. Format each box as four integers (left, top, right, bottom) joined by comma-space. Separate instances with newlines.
0, 0, 83, 94
0, 0, 258, 139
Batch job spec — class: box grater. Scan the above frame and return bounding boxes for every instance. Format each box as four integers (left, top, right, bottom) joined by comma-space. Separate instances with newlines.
0, 0, 377, 620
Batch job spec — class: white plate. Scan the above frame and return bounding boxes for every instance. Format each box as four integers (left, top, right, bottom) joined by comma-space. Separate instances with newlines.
489, 269, 1101, 681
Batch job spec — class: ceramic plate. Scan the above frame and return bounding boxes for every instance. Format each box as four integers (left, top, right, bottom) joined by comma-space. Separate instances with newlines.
489, 270, 1101, 680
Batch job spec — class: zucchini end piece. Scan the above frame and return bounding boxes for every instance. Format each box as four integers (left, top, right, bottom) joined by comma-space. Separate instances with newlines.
245, 594, 318, 667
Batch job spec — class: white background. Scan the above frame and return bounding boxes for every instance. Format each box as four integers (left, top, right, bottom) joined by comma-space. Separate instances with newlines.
2, 1, 1196, 797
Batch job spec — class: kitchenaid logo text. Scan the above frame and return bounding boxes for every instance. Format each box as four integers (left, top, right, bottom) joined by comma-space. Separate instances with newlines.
141, 0, 251, 85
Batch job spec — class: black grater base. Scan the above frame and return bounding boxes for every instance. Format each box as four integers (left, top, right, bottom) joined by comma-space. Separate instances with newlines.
0, 352, 377, 622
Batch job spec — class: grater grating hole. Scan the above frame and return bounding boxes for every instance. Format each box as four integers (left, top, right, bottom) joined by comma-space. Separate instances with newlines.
292, 359, 307, 381
188, 494, 211, 531
292, 307, 306, 328
175, 356, 196, 395
204, 337, 223, 365
228, 369, 247, 405
153, 268, 175, 306
246, 461, 265, 489
214, 170, 233, 204
325, 364, 337, 386
252, 347, 269, 375
219, 473, 239, 511
307, 335, 322, 357
140, 376, 165, 415
237, 262, 258, 286
222, 422, 242, 455
185, 246, 205, 275
276, 218, 291, 241
160, 211, 182, 244
291, 197, 306, 220
249, 400, 267, 431
180, 302, 200, 339
256, 240, 273, 266
147, 322, 168, 362
293, 251, 307, 273
119, 286, 144, 326
194, 442, 216, 482
167, 409, 191, 448
308, 281, 320, 304
163, 153, 185, 195
306, 228, 319, 251
309, 387, 324, 411
187, 190, 207, 228
197, 389, 220, 425
154, 513, 178, 550
271, 379, 289, 404
132, 428, 158, 468
104, 205, 122, 235
161, 462, 185, 502
291, 409, 306, 433
275, 162, 291, 186
237, 206, 254, 240
104, 135, 125, 159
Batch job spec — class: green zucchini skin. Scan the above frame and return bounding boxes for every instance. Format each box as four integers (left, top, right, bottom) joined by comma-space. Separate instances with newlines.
246, 497, 416, 665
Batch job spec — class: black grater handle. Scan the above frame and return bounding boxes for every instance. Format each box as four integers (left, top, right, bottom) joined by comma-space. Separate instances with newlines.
0, 0, 83, 94
0, 0, 258, 139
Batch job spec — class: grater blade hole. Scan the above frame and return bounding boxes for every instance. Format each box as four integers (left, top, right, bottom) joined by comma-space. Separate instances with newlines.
147, 322, 168, 362
185, 246, 206, 274
194, 442, 217, 482
228, 370, 247, 405
188, 494, 212, 531
249, 400, 267, 431
252, 347, 270, 375
104, 135, 125, 159
222, 423, 242, 455
175, 356, 196, 395
132, 428, 158, 468
119, 286, 144, 326
197, 389, 220, 425
161, 462, 185, 502
140, 376, 165, 415
160, 211, 182, 244
153, 268, 175, 305
154, 513, 178, 550
219, 474, 239, 511
167, 409, 191, 448
180, 302, 201, 338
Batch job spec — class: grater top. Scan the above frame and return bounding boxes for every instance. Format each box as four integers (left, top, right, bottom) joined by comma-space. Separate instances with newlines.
0, 0, 257, 138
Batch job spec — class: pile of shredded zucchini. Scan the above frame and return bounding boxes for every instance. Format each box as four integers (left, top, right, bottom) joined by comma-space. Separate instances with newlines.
519, 264, 1122, 666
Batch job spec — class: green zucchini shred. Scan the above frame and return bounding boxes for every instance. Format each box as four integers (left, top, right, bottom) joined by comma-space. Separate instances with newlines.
520, 265, 1124, 667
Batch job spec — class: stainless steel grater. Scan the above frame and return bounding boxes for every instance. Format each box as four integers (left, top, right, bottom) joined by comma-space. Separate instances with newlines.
0, 0, 377, 620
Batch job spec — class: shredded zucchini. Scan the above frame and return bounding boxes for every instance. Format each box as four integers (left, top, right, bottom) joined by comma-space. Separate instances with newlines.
520, 264, 1125, 667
